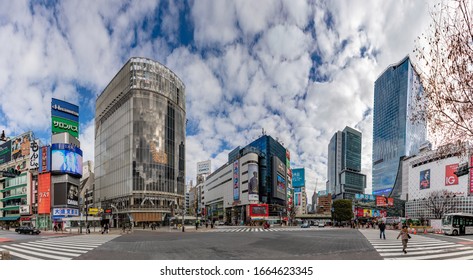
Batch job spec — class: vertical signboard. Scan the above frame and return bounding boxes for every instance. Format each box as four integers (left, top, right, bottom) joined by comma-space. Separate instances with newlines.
445, 164, 459, 186
420, 169, 430, 189
0, 140, 11, 164
292, 168, 305, 188
39, 146, 51, 173
470, 156, 473, 194
38, 173, 51, 214
29, 140, 39, 169
248, 163, 259, 201
272, 156, 286, 200
233, 160, 239, 201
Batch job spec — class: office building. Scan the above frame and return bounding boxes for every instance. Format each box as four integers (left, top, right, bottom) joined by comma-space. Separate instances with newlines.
372, 56, 426, 196
95, 57, 186, 226
327, 126, 366, 200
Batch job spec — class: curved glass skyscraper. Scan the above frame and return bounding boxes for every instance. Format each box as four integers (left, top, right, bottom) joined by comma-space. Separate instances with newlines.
95, 57, 186, 226
372, 56, 426, 197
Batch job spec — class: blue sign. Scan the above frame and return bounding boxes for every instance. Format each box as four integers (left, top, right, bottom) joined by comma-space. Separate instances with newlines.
52, 207, 79, 217
51, 98, 79, 122
372, 188, 392, 196
292, 168, 305, 187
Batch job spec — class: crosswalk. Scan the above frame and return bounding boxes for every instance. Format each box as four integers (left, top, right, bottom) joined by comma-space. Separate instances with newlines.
0, 234, 119, 260
212, 227, 329, 233
360, 229, 473, 260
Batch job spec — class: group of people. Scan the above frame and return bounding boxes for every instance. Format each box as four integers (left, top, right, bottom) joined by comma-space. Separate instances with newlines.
378, 222, 411, 254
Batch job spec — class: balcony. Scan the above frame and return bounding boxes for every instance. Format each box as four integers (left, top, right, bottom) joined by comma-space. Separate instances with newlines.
1, 193, 27, 202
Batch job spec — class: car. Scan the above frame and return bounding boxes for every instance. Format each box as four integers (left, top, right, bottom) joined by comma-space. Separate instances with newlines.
15, 226, 41, 235
301, 223, 310, 228
217, 221, 225, 226
318, 222, 325, 228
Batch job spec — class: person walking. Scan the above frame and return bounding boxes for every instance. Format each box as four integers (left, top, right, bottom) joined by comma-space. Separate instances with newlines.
379, 221, 386, 239
86, 223, 90, 234
397, 225, 411, 254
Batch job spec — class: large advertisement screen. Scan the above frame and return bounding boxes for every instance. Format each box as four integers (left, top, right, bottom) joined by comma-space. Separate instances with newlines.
272, 156, 286, 200
249, 204, 269, 217
0, 140, 11, 164
233, 160, 239, 201
420, 169, 431, 189
67, 184, 79, 206
51, 98, 79, 122
445, 164, 459, 186
292, 168, 305, 187
248, 163, 259, 201
51, 144, 83, 176
52, 116, 79, 138
38, 173, 51, 214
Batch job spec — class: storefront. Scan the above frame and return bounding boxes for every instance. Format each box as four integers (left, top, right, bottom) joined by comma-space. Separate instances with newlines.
246, 204, 269, 225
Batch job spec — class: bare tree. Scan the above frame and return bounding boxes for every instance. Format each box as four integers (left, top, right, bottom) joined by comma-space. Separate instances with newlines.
414, 0, 473, 153
424, 190, 458, 219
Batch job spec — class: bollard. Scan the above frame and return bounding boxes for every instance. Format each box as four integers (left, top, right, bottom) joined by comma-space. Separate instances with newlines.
1, 250, 11, 260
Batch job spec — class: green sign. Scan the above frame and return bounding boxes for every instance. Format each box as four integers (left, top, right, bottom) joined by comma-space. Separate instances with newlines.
52, 116, 79, 138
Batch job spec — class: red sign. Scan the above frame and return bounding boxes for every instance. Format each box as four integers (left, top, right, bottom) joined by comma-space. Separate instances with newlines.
470, 156, 473, 193
387, 198, 394, 207
38, 173, 51, 214
249, 204, 269, 217
445, 164, 459, 186
376, 196, 388, 207
356, 207, 364, 217
380, 210, 387, 217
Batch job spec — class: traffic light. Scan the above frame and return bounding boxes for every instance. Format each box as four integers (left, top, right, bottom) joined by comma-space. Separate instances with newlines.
454, 164, 470, 177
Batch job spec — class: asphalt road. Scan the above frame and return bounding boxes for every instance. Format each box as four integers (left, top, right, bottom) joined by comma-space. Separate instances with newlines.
75, 228, 381, 260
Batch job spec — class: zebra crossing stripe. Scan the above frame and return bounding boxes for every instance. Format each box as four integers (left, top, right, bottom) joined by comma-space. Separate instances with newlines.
385, 248, 473, 260
0, 245, 71, 260
380, 246, 471, 257
8, 244, 81, 257
376, 244, 463, 252
0, 248, 41, 260
21, 243, 88, 253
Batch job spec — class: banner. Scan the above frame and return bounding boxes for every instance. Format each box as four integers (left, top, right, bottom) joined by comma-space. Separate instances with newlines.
420, 169, 431, 189
11, 133, 31, 160
52, 116, 79, 138
248, 163, 259, 201
445, 164, 459, 186
67, 184, 79, 206
39, 146, 51, 173
51, 98, 79, 122
292, 168, 305, 187
376, 196, 388, 207
233, 160, 239, 201
38, 173, 51, 214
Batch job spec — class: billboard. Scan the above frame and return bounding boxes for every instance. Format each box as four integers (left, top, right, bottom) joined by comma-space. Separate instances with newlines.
295, 192, 302, 206
272, 156, 286, 200
248, 204, 269, 218
11, 132, 31, 160
420, 169, 431, 189
51, 98, 79, 122
292, 168, 305, 187
29, 140, 39, 169
197, 160, 211, 175
39, 146, 51, 173
19, 205, 30, 215
248, 163, 259, 201
0, 140, 11, 164
38, 173, 51, 214
67, 184, 79, 206
52, 116, 79, 138
52, 208, 79, 217
233, 160, 239, 201
51, 143, 83, 177
388, 198, 394, 207
445, 164, 459, 186
53, 182, 68, 205
376, 196, 388, 207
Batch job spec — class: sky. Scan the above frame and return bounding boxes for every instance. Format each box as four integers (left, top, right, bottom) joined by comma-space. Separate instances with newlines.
0, 0, 436, 202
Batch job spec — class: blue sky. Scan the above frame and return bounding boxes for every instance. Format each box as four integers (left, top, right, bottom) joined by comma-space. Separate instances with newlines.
0, 0, 434, 200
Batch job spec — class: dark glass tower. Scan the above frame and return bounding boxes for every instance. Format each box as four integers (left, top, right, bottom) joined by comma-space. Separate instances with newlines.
372, 56, 426, 197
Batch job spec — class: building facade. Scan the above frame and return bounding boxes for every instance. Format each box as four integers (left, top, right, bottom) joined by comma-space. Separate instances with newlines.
403, 147, 473, 219
372, 56, 426, 196
95, 57, 186, 226
327, 126, 366, 199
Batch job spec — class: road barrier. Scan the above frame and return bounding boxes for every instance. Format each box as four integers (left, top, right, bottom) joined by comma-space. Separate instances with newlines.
0, 250, 11, 260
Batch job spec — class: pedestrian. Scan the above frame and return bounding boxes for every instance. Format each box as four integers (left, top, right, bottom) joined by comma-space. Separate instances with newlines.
195, 220, 199, 230
143, 223, 146, 230
397, 225, 411, 254
53, 224, 58, 232
379, 221, 386, 239
205, 221, 209, 229
86, 223, 90, 234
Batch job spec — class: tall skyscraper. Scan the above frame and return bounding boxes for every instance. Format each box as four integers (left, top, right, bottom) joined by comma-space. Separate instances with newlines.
372, 56, 426, 197
95, 57, 186, 226
326, 126, 366, 199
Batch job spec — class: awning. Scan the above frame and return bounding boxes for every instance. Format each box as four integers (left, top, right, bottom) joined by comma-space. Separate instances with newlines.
0, 216, 20, 221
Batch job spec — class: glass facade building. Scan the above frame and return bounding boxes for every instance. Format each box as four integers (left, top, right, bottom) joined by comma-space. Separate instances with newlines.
327, 126, 366, 199
372, 56, 426, 197
95, 57, 186, 225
